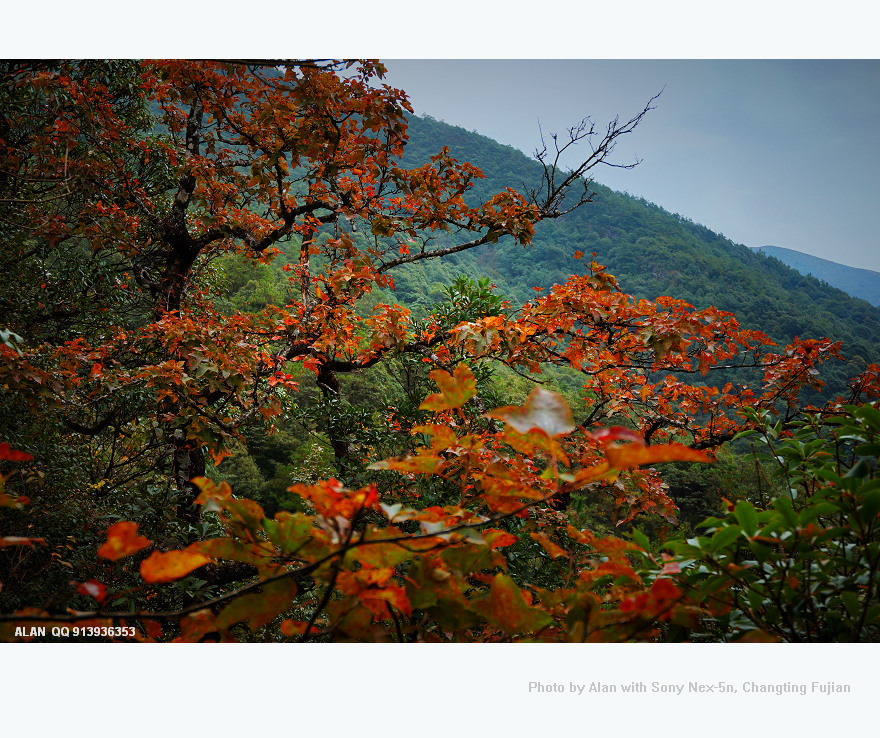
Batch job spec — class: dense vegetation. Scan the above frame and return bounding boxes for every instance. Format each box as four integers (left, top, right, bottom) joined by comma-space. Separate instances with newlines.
1, 60, 879, 643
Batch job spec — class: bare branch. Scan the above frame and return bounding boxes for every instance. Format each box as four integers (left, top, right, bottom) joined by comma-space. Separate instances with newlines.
528, 91, 662, 218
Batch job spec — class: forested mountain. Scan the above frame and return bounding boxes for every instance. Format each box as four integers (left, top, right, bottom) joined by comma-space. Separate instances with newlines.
4, 62, 879, 646
384, 115, 880, 398
751, 244, 880, 307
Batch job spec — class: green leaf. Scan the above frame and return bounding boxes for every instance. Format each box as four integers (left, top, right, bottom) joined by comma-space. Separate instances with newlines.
262, 513, 314, 556
773, 496, 799, 528
699, 575, 731, 597
855, 443, 880, 457
631, 528, 651, 552
846, 459, 871, 479
746, 588, 765, 614
840, 590, 862, 620
735, 500, 758, 538
858, 490, 880, 524
708, 525, 742, 552
353, 539, 414, 569
856, 404, 880, 432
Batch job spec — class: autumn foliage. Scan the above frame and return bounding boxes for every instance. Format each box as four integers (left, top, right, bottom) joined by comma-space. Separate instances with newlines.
1, 60, 878, 642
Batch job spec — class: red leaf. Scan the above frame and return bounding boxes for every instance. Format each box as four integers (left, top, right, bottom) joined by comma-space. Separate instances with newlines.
71, 579, 107, 603
280, 619, 310, 637
0, 442, 33, 461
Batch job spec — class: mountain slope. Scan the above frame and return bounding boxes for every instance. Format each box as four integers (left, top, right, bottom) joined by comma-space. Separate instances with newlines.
386, 115, 880, 398
751, 245, 880, 307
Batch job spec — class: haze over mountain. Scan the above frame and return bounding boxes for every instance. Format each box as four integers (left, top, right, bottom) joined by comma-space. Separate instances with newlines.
387, 115, 880, 398
750, 245, 880, 307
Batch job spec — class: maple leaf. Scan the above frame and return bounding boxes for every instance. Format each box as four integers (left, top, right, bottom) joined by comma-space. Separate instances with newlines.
420, 363, 477, 411
192, 476, 233, 504
474, 573, 554, 636
97, 521, 152, 561
486, 387, 574, 437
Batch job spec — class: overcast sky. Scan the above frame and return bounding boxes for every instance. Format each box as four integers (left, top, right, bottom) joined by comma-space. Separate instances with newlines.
380, 60, 880, 272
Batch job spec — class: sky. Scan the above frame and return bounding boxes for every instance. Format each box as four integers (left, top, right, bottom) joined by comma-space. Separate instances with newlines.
380, 60, 880, 272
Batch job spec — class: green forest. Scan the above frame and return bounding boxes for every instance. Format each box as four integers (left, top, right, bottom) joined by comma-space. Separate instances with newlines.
2, 60, 879, 644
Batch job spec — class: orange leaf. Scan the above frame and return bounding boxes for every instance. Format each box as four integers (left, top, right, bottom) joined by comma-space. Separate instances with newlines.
420, 363, 477, 411
530, 531, 568, 559
605, 442, 710, 470
140, 547, 212, 583
484, 530, 518, 549
209, 448, 233, 466
97, 521, 152, 561
192, 476, 233, 504
0, 535, 46, 548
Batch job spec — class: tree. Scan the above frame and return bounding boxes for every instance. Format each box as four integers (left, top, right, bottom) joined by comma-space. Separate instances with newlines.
1, 60, 878, 642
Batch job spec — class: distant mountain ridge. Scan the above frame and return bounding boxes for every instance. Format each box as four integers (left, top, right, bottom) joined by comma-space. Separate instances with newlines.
750, 245, 880, 307
388, 114, 880, 399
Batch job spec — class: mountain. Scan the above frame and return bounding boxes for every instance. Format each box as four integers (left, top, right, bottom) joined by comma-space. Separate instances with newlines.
384, 115, 880, 398
750, 245, 880, 307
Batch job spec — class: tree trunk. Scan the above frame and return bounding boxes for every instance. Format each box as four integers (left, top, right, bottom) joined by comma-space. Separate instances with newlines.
174, 441, 206, 529
316, 365, 353, 482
